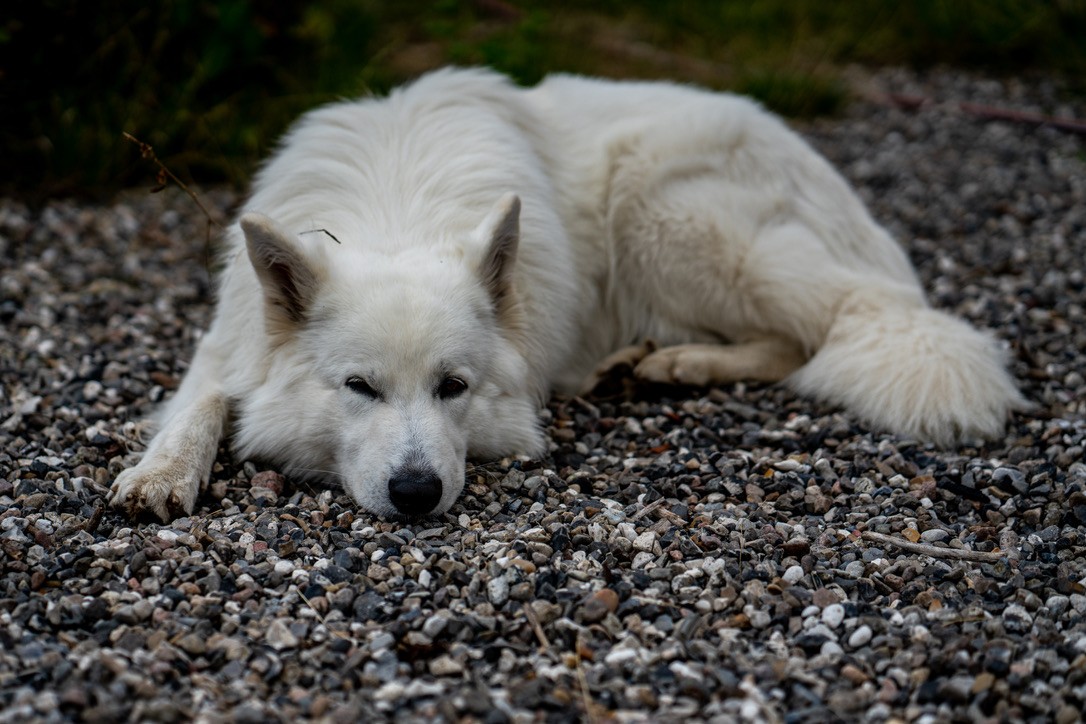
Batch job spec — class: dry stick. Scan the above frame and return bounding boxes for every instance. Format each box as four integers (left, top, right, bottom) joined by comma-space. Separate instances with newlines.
958, 101, 1086, 136
860, 531, 1007, 563
522, 603, 598, 724
574, 663, 598, 724
122, 132, 223, 275
83, 500, 104, 534
883, 94, 1086, 136
629, 497, 667, 521
296, 586, 350, 640
522, 601, 552, 652
122, 132, 223, 228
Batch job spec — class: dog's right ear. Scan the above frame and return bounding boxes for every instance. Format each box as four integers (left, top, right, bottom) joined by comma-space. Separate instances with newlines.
240, 213, 322, 326
475, 193, 520, 321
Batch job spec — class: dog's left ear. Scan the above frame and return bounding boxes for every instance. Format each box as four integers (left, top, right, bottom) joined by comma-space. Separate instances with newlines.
476, 193, 520, 318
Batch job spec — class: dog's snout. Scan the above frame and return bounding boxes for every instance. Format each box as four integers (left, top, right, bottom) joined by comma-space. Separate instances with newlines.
388, 468, 443, 516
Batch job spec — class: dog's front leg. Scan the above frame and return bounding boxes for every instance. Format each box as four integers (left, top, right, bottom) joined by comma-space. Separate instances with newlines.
109, 356, 229, 521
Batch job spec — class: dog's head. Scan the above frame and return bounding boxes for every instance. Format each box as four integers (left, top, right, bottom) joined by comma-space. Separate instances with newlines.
238, 194, 545, 518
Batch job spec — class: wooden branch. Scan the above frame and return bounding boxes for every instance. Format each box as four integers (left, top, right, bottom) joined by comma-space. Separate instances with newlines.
122, 132, 224, 227
959, 101, 1086, 135
522, 601, 553, 653
881, 93, 1086, 136
860, 531, 1008, 563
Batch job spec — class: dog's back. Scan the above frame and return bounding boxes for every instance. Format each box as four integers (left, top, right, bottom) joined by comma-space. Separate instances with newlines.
524, 73, 1025, 442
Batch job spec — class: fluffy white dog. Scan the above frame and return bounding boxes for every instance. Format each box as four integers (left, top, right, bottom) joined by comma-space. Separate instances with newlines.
110, 68, 1025, 521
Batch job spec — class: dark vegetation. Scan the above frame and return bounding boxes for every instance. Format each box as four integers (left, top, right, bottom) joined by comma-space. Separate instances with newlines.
3, 0, 1084, 198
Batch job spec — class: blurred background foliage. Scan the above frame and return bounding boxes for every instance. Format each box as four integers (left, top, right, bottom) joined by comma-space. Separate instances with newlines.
3, 0, 1085, 199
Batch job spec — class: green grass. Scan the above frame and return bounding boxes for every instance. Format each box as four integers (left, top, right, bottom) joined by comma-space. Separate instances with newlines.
3, 0, 1084, 198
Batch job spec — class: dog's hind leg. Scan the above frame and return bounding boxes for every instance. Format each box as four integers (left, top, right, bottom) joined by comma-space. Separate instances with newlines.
633, 336, 806, 387
109, 347, 228, 522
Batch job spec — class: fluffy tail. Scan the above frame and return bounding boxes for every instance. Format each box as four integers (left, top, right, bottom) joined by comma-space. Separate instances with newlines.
788, 296, 1028, 445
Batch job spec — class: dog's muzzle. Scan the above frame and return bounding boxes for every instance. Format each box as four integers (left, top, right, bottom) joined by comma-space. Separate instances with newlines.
388, 467, 443, 516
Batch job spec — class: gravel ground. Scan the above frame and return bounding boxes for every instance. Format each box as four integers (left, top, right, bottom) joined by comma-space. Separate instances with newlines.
2, 67, 1085, 723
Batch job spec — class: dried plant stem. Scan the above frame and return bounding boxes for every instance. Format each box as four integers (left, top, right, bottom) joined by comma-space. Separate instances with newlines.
122, 131, 223, 270
861, 531, 1007, 563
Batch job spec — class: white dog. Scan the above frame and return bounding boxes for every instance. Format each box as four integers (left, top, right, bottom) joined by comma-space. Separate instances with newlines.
110, 68, 1025, 521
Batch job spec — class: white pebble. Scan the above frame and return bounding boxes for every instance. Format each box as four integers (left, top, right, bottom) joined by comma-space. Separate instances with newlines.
82, 380, 102, 401
911, 625, 931, 643
422, 614, 448, 638
782, 565, 805, 584
369, 631, 395, 650
428, 655, 463, 676
604, 648, 639, 666
487, 575, 509, 606
820, 641, 844, 657
821, 603, 845, 629
807, 624, 837, 642
920, 529, 949, 543
848, 625, 873, 648
747, 609, 771, 629
633, 531, 657, 553
265, 619, 299, 650
373, 682, 405, 702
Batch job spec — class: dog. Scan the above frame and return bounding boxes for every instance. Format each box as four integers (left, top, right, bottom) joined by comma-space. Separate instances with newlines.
110, 67, 1026, 521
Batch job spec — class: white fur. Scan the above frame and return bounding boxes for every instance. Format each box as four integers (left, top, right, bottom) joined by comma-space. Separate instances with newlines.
110, 68, 1026, 521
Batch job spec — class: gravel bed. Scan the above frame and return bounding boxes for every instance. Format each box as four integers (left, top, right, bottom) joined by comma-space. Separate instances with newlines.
2, 67, 1085, 723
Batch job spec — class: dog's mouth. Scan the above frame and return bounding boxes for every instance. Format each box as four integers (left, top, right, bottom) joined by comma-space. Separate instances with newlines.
383, 510, 442, 523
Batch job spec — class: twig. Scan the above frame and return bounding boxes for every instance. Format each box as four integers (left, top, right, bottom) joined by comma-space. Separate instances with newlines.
296, 586, 349, 640
574, 661, 598, 724
522, 603, 598, 724
279, 513, 310, 535
881, 94, 1086, 136
522, 601, 552, 653
84, 500, 104, 534
122, 132, 223, 275
300, 228, 342, 244
122, 132, 223, 228
629, 497, 666, 521
959, 101, 1086, 136
860, 531, 1007, 563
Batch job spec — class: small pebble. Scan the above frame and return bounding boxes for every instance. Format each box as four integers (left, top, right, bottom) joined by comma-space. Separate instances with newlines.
581, 588, 620, 623
782, 565, 805, 584
848, 625, 873, 648
821, 604, 845, 629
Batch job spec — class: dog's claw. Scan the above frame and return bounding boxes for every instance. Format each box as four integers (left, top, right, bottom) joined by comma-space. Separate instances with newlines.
110, 462, 199, 523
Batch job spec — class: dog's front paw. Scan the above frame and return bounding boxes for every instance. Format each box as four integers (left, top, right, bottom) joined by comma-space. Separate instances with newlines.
109, 459, 200, 522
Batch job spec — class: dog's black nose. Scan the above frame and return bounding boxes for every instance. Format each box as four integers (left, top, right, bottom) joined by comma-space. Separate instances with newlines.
388, 468, 442, 516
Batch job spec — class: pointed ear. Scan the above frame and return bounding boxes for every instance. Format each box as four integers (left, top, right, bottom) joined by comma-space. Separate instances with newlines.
476, 193, 520, 318
240, 212, 322, 326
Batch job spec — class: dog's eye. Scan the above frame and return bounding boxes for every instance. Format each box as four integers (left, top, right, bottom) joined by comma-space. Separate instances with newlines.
345, 376, 379, 398
437, 376, 468, 400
